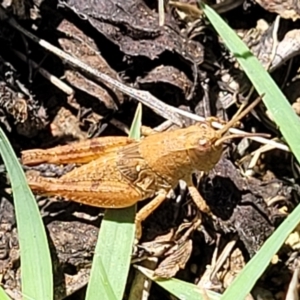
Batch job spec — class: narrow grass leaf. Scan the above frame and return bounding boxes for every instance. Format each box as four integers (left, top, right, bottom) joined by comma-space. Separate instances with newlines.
0, 286, 12, 300
129, 103, 142, 139
85, 103, 142, 300
200, 4, 300, 299
0, 126, 52, 300
136, 265, 221, 300
221, 199, 300, 300
201, 3, 300, 163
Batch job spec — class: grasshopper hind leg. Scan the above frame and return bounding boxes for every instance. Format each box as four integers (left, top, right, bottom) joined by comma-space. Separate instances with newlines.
26, 174, 142, 208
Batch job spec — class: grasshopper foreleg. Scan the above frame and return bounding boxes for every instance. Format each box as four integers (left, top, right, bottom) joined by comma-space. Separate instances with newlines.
185, 176, 211, 214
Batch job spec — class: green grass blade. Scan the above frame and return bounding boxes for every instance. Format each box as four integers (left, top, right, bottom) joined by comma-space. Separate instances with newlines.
129, 103, 142, 139
0, 126, 53, 300
200, 4, 300, 299
201, 3, 300, 163
136, 265, 221, 300
221, 199, 300, 300
0, 286, 12, 300
85, 207, 135, 300
85, 103, 142, 300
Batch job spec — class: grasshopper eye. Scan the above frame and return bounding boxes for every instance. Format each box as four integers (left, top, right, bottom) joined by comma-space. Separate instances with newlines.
198, 139, 208, 146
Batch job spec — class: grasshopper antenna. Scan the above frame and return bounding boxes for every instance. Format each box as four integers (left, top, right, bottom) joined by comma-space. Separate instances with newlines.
215, 133, 270, 146
217, 94, 263, 137
214, 95, 269, 146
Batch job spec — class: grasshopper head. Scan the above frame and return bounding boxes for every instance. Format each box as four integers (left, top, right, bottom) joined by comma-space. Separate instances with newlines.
186, 122, 223, 172
187, 95, 266, 173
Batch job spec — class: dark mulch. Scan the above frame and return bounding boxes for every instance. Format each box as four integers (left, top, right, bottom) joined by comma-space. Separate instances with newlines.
0, 0, 300, 299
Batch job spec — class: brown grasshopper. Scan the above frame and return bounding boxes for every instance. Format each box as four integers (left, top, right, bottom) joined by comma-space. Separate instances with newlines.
21, 97, 265, 238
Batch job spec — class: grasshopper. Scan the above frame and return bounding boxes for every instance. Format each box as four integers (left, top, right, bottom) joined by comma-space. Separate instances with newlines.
21, 97, 265, 238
